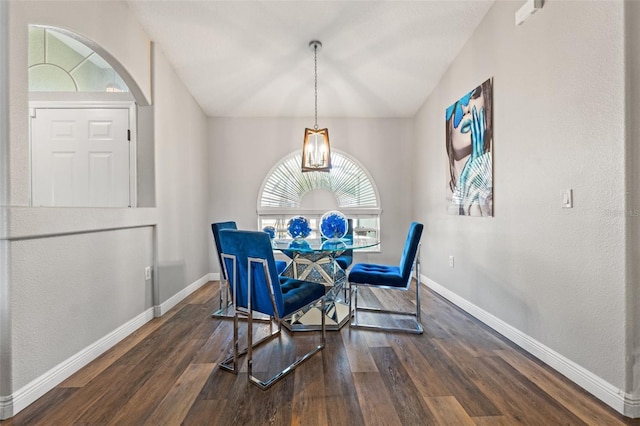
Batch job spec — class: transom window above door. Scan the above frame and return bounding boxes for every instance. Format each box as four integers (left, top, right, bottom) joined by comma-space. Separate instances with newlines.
258, 151, 382, 251
29, 26, 129, 93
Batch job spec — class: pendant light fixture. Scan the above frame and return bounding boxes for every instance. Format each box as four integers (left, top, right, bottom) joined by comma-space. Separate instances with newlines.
301, 40, 331, 173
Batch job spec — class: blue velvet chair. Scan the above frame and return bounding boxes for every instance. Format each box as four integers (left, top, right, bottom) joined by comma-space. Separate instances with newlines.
211, 221, 287, 318
217, 229, 327, 390
211, 221, 238, 318
348, 222, 424, 334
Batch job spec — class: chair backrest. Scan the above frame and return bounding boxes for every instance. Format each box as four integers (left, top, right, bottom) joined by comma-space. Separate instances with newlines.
399, 222, 424, 282
218, 229, 285, 317
211, 221, 237, 280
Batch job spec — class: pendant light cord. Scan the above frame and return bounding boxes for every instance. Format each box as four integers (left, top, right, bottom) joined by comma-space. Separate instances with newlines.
314, 43, 318, 130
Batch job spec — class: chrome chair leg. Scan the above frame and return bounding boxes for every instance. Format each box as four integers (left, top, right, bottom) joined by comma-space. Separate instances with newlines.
349, 243, 423, 334
212, 279, 234, 318
349, 279, 423, 334
247, 297, 326, 390
219, 312, 281, 374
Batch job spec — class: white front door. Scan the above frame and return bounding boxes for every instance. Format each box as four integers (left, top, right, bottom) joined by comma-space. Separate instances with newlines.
31, 107, 130, 207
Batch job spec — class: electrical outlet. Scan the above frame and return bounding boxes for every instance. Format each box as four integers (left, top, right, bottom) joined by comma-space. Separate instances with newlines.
449, 256, 454, 268
145, 266, 151, 280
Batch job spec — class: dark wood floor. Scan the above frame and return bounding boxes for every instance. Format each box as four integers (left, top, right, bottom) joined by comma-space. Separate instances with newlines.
2, 281, 638, 425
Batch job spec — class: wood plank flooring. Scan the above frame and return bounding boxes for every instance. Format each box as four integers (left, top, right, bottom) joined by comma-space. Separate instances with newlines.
2, 281, 638, 426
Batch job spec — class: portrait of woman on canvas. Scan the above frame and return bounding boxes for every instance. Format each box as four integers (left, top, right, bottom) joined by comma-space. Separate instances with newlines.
445, 78, 493, 216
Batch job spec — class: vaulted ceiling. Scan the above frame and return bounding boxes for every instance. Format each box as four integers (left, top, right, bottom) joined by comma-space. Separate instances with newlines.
126, 0, 495, 118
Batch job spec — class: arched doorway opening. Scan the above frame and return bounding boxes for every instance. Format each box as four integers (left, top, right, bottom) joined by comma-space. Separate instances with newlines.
28, 25, 150, 207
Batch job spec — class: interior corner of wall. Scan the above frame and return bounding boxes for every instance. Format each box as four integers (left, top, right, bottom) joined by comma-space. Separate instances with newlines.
623, 391, 640, 418
149, 41, 156, 107
0, 394, 14, 421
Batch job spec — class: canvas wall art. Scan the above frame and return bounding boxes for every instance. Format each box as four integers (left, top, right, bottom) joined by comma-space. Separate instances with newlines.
445, 77, 493, 216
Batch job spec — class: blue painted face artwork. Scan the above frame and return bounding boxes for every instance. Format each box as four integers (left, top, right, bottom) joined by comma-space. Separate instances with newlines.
445, 77, 493, 217
446, 90, 473, 128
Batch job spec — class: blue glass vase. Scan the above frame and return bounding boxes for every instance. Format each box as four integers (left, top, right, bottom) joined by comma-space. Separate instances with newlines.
287, 216, 311, 239
320, 210, 348, 240
262, 226, 276, 239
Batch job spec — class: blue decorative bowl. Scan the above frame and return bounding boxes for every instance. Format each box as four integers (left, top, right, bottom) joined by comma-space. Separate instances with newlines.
320, 210, 348, 240
287, 216, 312, 239
262, 226, 276, 239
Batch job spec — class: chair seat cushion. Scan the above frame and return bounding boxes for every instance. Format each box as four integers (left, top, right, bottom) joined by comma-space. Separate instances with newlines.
335, 255, 352, 270
279, 277, 326, 317
348, 263, 406, 288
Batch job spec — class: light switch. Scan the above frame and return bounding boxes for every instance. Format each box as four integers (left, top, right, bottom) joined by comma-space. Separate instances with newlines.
562, 189, 573, 208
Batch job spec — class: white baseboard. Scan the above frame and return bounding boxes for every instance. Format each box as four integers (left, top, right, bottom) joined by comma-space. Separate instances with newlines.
422, 275, 639, 418
2, 307, 155, 420
1, 273, 219, 420
153, 273, 216, 317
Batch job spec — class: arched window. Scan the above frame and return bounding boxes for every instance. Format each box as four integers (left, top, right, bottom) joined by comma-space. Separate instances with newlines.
258, 151, 382, 250
29, 26, 129, 93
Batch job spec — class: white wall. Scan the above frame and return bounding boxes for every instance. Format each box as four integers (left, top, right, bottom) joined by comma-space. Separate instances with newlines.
11, 227, 153, 388
0, 0, 10, 406
624, 0, 640, 399
153, 44, 210, 304
414, 0, 631, 413
208, 117, 414, 272
1, 0, 210, 418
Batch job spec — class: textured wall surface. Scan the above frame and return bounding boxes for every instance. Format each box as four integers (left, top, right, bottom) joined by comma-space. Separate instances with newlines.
208, 117, 414, 270
8, 0, 152, 206
413, 1, 626, 388
3, 0, 209, 410
153, 44, 210, 304
0, 0, 10, 404
11, 227, 153, 389
624, 1, 640, 397
4, 0, 156, 402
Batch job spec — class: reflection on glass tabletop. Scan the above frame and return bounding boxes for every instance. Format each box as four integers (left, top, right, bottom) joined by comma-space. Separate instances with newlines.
271, 237, 379, 253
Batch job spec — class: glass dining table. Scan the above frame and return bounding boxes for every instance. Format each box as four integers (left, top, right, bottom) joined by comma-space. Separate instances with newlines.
272, 236, 379, 331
